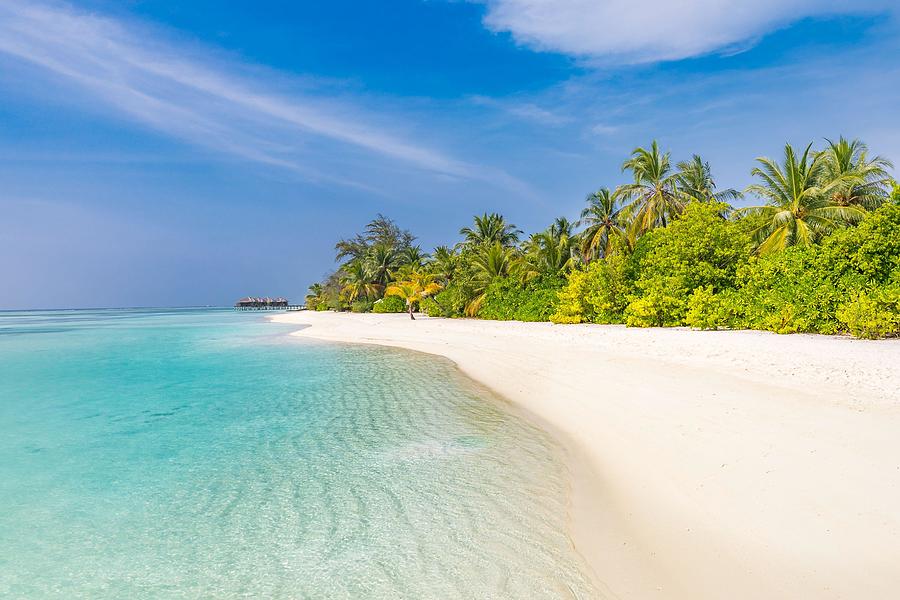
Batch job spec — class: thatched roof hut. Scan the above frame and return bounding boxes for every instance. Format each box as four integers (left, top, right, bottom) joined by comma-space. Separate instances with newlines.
234, 296, 289, 309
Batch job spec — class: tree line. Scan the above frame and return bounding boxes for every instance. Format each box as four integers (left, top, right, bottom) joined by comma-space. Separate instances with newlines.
306, 138, 900, 338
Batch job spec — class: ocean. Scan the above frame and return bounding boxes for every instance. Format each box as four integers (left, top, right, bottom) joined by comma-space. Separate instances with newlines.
0, 308, 597, 598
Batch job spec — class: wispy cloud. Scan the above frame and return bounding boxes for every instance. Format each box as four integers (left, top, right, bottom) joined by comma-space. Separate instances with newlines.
479, 0, 895, 63
588, 123, 618, 136
0, 1, 526, 192
469, 95, 573, 125
505, 102, 572, 125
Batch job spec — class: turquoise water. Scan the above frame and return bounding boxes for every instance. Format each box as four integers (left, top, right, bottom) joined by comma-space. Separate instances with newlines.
0, 309, 597, 598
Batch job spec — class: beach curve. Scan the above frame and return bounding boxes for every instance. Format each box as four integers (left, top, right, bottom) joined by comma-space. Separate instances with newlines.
272, 311, 900, 600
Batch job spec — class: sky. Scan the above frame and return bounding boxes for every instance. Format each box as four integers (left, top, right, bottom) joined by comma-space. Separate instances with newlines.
1, 0, 898, 309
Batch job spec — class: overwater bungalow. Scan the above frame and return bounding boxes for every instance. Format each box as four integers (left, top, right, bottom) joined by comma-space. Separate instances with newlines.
234, 296, 290, 310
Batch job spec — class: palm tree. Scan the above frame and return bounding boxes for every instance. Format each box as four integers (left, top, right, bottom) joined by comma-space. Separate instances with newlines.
617, 141, 684, 234
523, 217, 578, 279
364, 243, 400, 286
547, 216, 576, 239
578, 188, 625, 260
742, 142, 864, 255
340, 261, 381, 303
818, 137, 893, 210
465, 242, 518, 316
459, 213, 521, 247
429, 245, 458, 285
305, 283, 325, 309
385, 272, 443, 320
676, 154, 741, 205
399, 245, 428, 269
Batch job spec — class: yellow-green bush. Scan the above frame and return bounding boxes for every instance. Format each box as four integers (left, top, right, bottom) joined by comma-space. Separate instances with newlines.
624, 290, 682, 327
550, 268, 592, 324
837, 285, 900, 339
551, 254, 632, 324
685, 286, 741, 330
729, 249, 842, 334
372, 295, 405, 313
626, 202, 751, 327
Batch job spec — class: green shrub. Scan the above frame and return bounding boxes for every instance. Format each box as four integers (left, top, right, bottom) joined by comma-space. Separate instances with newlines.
350, 299, 374, 313
478, 277, 524, 321
326, 294, 343, 311
550, 268, 591, 324
419, 297, 450, 317
372, 295, 405, 313
730, 204, 900, 337
837, 284, 900, 339
685, 286, 741, 330
479, 276, 564, 322
628, 202, 751, 326
548, 203, 900, 337
551, 254, 632, 324
730, 248, 842, 334
624, 290, 683, 327
428, 279, 475, 317
819, 203, 900, 283
516, 277, 564, 321
315, 303, 330, 312
583, 253, 631, 323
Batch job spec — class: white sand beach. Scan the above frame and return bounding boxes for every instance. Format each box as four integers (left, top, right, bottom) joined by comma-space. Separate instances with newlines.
272, 311, 900, 600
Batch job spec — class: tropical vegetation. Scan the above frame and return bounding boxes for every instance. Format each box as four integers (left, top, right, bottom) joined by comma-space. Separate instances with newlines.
306, 138, 899, 339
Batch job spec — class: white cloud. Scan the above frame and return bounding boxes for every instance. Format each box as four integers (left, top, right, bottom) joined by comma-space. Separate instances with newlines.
480, 0, 893, 63
0, 1, 526, 192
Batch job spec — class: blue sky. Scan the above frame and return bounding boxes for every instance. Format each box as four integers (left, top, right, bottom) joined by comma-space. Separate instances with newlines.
1, 0, 898, 309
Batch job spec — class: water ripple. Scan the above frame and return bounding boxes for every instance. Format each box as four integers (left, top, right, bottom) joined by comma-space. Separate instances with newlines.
0, 309, 600, 598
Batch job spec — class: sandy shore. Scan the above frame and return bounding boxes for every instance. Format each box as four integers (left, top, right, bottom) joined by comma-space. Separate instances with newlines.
272, 311, 900, 600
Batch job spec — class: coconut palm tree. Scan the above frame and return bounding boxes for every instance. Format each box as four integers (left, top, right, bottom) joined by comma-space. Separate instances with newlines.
429, 245, 458, 285
385, 272, 443, 320
305, 283, 325, 309
578, 188, 625, 260
465, 242, 519, 316
818, 137, 894, 210
364, 243, 400, 286
676, 154, 742, 206
340, 261, 381, 303
617, 141, 684, 234
399, 245, 428, 269
459, 213, 521, 247
742, 142, 864, 255
523, 217, 579, 279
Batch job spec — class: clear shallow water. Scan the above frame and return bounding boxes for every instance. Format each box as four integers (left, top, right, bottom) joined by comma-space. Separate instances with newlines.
0, 309, 597, 598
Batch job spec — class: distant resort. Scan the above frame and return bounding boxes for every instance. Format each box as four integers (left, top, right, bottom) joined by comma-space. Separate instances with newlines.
233, 296, 300, 310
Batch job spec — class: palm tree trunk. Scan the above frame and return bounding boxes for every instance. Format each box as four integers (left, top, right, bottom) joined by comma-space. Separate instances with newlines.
408, 302, 415, 320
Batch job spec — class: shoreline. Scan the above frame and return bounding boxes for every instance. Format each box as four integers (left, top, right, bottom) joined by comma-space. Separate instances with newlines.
272, 311, 900, 599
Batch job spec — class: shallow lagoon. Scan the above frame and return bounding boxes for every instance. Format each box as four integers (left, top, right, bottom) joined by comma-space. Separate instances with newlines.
0, 309, 597, 598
